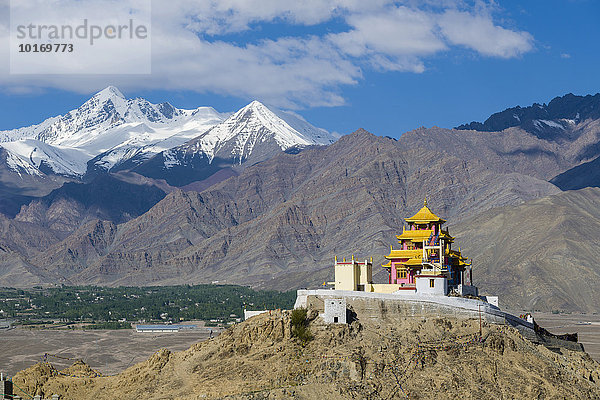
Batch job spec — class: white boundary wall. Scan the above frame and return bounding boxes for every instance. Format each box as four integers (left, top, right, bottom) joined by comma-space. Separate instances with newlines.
295, 289, 531, 330
244, 310, 268, 320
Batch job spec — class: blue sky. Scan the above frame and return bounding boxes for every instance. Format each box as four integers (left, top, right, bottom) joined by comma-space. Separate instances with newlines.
0, 0, 598, 138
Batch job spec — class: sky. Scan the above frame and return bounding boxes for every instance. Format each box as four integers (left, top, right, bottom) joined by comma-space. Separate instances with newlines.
0, 0, 598, 138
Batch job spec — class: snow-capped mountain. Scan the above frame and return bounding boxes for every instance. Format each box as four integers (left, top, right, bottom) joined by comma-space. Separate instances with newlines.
173, 100, 334, 164
0, 86, 227, 176
0, 87, 336, 185
133, 100, 337, 186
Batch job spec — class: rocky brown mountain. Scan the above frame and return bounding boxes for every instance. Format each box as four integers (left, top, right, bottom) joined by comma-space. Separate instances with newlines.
0, 129, 562, 291
24, 130, 408, 287
394, 125, 564, 220
3, 109, 600, 312
14, 174, 166, 232
454, 187, 600, 313
551, 154, 600, 190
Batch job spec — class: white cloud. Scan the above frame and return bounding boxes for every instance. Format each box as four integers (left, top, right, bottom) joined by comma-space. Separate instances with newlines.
178, 0, 394, 34
438, 10, 533, 58
328, 6, 446, 72
0, 0, 535, 107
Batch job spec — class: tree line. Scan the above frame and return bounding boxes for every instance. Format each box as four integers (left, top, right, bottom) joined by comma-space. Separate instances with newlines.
0, 284, 296, 324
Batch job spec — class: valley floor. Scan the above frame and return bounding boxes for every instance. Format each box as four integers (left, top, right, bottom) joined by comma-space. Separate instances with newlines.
0, 324, 215, 377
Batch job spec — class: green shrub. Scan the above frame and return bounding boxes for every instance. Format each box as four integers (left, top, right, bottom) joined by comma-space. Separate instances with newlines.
291, 308, 312, 345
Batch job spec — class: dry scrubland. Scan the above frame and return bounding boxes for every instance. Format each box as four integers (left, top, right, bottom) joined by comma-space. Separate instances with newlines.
12, 310, 600, 400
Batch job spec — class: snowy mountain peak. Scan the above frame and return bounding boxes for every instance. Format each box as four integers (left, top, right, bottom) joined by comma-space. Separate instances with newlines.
190, 100, 336, 164
232, 100, 272, 121
94, 85, 125, 100
231, 100, 333, 144
80, 85, 129, 119
245, 100, 268, 110
191, 106, 222, 118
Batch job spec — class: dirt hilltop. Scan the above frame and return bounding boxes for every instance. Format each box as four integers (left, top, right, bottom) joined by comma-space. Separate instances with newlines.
12, 309, 600, 399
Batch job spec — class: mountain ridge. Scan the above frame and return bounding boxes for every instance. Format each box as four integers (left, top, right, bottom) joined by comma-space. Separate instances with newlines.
456, 93, 600, 142
0, 129, 565, 299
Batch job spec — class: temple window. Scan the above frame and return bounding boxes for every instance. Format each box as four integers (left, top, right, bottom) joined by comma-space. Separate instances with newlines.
429, 279, 435, 288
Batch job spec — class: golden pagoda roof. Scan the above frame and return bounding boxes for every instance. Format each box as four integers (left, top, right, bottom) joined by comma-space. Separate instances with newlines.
402, 257, 424, 266
448, 249, 467, 259
396, 229, 453, 242
383, 256, 424, 267
404, 198, 446, 224
385, 248, 422, 259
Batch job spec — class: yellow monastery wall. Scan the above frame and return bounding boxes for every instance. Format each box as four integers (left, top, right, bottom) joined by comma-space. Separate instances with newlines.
334, 264, 359, 291
370, 284, 405, 294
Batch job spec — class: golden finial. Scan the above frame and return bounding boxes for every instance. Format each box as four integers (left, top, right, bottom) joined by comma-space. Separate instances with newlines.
335, 255, 337, 262
424, 197, 428, 206
352, 254, 354, 261
370, 257, 373, 263
343, 257, 346, 262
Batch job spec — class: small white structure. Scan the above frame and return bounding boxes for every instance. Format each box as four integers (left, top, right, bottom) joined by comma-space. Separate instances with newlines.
244, 310, 268, 320
526, 314, 534, 324
415, 275, 447, 296
481, 295, 499, 307
323, 298, 346, 324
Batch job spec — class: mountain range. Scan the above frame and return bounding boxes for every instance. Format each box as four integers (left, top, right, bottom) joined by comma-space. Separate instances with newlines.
1, 90, 600, 312
0, 86, 334, 183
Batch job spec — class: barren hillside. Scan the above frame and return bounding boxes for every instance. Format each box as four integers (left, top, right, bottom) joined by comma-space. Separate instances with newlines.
454, 187, 600, 312
13, 310, 600, 399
